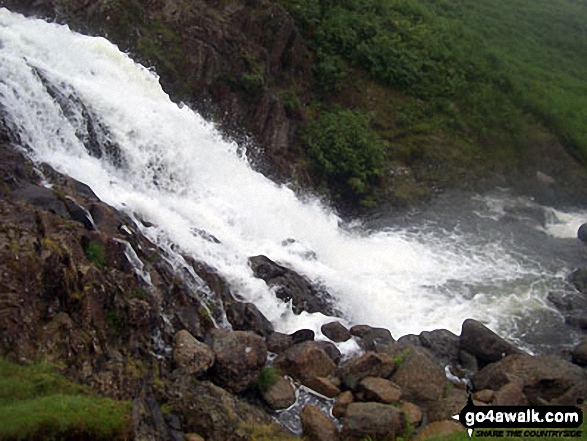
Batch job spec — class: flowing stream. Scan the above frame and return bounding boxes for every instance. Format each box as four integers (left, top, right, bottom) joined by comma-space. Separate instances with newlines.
1, 8, 585, 357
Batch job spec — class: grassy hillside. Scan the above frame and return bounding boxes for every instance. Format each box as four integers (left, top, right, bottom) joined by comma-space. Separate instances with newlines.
424, 0, 587, 163
277, 0, 587, 206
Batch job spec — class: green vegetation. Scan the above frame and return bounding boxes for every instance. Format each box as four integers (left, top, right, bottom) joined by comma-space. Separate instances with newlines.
84, 240, 106, 268
302, 107, 386, 206
276, 0, 587, 205
257, 366, 281, 392
0, 358, 131, 440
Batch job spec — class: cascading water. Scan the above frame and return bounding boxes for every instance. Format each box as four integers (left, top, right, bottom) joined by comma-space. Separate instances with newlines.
0, 8, 585, 355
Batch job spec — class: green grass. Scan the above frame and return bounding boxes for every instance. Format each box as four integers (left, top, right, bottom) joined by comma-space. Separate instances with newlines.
257, 366, 281, 393
0, 359, 131, 440
84, 241, 106, 268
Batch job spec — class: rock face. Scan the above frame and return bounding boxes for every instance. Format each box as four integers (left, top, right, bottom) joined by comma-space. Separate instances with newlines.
249, 255, 336, 315
208, 329, 267, 393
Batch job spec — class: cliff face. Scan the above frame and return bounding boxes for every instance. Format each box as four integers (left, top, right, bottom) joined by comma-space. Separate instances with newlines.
2, 0, 314, 184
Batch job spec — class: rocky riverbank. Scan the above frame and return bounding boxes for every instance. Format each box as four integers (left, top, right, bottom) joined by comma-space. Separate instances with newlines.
1, 126, 587, 439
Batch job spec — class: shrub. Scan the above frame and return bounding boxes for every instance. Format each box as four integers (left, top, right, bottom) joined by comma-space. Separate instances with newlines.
302, 107, 386, 205
257, 366, 280, 392
84, 241, 106, 268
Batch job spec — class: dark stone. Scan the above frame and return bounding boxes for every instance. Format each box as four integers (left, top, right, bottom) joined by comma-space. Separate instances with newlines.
473, 354, 587, 405
261, 376, 296, 410
572, 340, 587, 367
578, 223, 587, 243
390, 347, 446, 404
342, 402, 404, 440
266, 331, 293, 354
459, 319, 524, 367
225, 301, 274, 337
350, 325, 394, 351
208, 329, 267, 393
13, 185, 68, 217
64, 195, 95, 230
338, 352, 395, 390
275, 341, 337, 382
314, 340, 342, 365
568, 267, 587, 295
249, 255, 336, 315
419, 329, 460, 365
132, 386, 183, 441
321, 321, 351, 342
301, 405, 340, 441
290, 328, 315, 344
358, 376, 402, 404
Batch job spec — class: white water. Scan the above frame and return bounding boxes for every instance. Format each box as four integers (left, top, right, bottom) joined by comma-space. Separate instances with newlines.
0, 9, 584, 351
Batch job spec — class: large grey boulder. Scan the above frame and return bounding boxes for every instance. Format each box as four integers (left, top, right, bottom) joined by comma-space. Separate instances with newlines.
342, 402, 404, 440
460, 319, 524, 366
173, 330, 215, 376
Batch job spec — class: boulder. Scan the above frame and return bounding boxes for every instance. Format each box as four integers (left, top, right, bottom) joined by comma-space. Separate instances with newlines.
473, 354, 587, 405
390, 347, 446, 404
249, 255, 335, 315
338, 352, 395, 390
314, 340, 342, 365
172, 330, 215, 376
426, 386, 468, 422
494, 381, 528, 405
332, 391, 354, 419
304, 376, 340, 398
419, 329, 460, 365
413, 420, 465, 441
260, 376, 296, 410
572, 339, 587, 367
275, 341, 337, 382
459, 319, 524, 367
350, 325, 394, 351
224, 301, 274, 337
578, 223, 587, 243
400, 401, 423, 427
321, 321, 351, 342
208, 329, 267, 393
300, 405, 340, 441
290, 328, 315, 344
358, 377, 402, 404
266, 331, 293, 354
342, 402, 404, 440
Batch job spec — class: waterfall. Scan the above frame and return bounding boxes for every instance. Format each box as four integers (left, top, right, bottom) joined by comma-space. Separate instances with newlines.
0, 8, 584, 353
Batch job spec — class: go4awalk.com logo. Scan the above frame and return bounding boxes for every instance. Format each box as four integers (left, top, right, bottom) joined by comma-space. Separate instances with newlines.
453, 396, 583, 438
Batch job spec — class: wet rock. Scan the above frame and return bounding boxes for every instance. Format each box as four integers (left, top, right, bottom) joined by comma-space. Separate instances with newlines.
266, 331, 293, 354
332, 391, 354, 419
460, 319, 524, 367
225, 301, 274, 337
208, 329, 267, 393
321, 321, 350, 342
458, 349, 479, 373
249, 255, 335, 315
473, 354, 587, 405
290, 328, 315, 344
390, 347, 446, 404
132, 386, 183, 441
338, 352, 395, 390
350, 325, 394, 351
314, 340, 342, 365
419, 329, 460, 365
342, 402, 404, 440
578, 223, 587, 243
301, 405, 340, 441
358, 377, 402, 404
304, 376, 340, 398
413, 420, 465, 441
261, 376, 296, 410
13, 184, 68, 217
275, 341, 337, 382
572, 339, 587, 367
568, 267, 587, 295
173, 330, 215, 376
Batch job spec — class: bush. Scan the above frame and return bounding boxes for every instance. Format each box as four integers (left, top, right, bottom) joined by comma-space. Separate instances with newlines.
302, 107, 386, 205
84, 241, 106, 268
